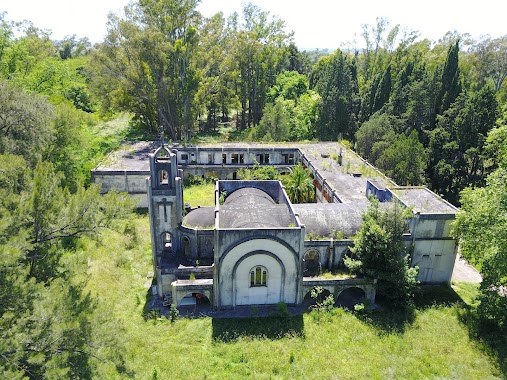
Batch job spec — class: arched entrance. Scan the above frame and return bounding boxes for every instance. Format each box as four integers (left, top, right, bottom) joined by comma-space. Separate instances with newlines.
302, 287, 333, 307
303, 250, 321, 276
336, 287, 366, 309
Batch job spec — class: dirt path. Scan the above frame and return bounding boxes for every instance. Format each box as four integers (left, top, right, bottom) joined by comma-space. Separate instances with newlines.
452, 254, 482, 283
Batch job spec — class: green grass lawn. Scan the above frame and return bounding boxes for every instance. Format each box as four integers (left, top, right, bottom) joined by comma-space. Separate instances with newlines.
184, 182, 216, 207
72, 214, 505, 379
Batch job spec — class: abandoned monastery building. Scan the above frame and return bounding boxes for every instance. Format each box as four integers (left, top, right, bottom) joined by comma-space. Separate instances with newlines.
92, 142, 458, 309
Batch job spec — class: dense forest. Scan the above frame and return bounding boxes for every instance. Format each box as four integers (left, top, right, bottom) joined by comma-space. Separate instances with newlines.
1, 0, 507, 377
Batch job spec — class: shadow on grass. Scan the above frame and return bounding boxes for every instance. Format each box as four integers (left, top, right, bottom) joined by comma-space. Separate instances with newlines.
134, 207, 149, 216
141, 281, 163, 321
212, 315, 304, 342
357, 285, 506, 376
414, 285, 505, 376
456, 305, 507, 377
123, 125, 157, 142
355, 285, 463, 335
354, 305, 416, 335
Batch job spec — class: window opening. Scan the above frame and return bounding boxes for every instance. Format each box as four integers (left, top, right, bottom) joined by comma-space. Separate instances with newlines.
256, 153, 270, 164
250, 266, 267, 287
159, 170, 169, 185
222, 154, 227, 164
162, 232, 172, 252
231, 154, 239, 164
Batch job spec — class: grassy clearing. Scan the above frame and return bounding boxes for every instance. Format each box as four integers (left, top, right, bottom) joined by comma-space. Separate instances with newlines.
68, 213, 506, 379
184, 182, 216, 207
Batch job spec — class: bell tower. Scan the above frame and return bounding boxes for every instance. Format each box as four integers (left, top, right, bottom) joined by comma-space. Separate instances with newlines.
147, 145, 184, 296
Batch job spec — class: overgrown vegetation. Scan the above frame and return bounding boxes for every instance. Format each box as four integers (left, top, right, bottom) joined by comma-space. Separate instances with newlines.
1, 3, 506, 379
345, 199, 419, 307
452, 117, 507, 334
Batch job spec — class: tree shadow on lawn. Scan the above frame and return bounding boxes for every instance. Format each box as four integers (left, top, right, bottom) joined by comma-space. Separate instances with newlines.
355, 285, 463, 335
356, 285, 506, 377
456, 305, 507, 377
212, 315, 305, 342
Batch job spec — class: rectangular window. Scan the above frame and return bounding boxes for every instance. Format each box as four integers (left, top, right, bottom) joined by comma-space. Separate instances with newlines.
181, 154, 189, 160
255, 267, 262, 284
231, 153, 239, 164
239, 154, 245, 164
256, 154, 270, 164
208, 154, 213, 164
222, 154, 227, 164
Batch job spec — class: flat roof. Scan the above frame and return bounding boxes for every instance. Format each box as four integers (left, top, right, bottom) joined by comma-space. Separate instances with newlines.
298, 143, 393, 204
391, 187, 458, 214
93, 141, 458, 214
94, 141, 154, 171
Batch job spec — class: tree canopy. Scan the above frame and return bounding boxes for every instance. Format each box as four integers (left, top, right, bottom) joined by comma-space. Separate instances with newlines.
345, 200, 418, 307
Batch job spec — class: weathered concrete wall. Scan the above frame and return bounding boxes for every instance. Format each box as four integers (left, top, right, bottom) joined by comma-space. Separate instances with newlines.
92, 171, 149, 207
178, 226, 214, 261
175, 147, 299, 166
216, 237, 300, 307
302, 240, 354, 270
412, 215, 454, 239
411, 239, 457, 283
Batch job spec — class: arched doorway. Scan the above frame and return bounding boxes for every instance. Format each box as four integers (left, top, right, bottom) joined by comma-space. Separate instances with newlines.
336, 287, 366, 309
303, 250, 321, 276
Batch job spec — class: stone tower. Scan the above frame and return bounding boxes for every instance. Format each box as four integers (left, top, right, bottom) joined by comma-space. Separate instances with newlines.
147, 145, 184, 296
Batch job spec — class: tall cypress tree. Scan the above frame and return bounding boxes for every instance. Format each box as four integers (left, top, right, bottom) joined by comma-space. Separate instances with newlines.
436, 41, 462, 117
372, 64, 392, 114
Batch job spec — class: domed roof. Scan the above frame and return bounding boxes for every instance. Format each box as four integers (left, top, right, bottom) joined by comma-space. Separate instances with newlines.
219, 187, 292, 228
224, 187, 276, 207
293, 203, 366, 238
183, 206, 215, 228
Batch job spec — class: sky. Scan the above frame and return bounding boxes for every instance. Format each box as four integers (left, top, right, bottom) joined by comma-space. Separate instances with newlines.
1, 0, 505, 48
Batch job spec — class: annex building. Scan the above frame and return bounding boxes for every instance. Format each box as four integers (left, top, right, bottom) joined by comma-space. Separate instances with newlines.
92, 141, 458, 309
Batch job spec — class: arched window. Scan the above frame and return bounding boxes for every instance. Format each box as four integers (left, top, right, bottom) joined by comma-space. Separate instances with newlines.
303, 250, 321, 276
250, 266, 267, 287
